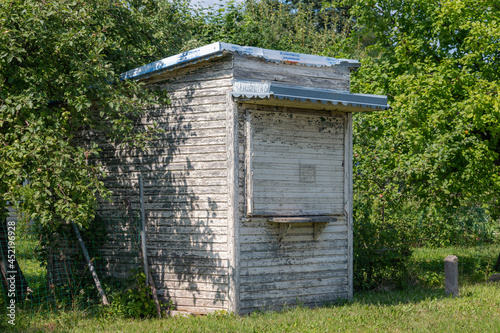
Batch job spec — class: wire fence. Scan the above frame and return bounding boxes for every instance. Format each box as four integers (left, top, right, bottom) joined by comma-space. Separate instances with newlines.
1, 205, 499, 316
0, 211, 141, 317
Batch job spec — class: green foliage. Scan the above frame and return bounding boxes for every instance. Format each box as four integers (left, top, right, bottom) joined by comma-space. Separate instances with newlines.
353, 196, 413, 290
188, 0, 360, 59
409, 206, 499, 247
410, 244, 500, 286
0, 0, 195, 229
103, 270, 171, 318
349, 0, 500, 216
347, 0, 500, 266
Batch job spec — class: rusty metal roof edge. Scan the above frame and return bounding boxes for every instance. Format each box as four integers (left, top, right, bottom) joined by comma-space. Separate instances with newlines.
232, 80, 389, 111
120, 42, 361, 81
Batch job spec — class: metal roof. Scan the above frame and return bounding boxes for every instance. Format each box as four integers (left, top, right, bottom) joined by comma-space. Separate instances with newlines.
232, 80, 389, 111
120, 42, 361, 81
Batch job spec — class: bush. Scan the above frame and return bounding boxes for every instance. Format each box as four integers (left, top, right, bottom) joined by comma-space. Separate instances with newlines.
354, 216, 413, 291
102, 271, 169, 318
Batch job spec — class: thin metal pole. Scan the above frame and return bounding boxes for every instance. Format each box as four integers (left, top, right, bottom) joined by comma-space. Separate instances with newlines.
139, 175, 148, 286
71, 222, 109, 306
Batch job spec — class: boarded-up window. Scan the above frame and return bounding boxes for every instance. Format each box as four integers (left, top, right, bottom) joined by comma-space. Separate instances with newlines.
246, 110, 344, 216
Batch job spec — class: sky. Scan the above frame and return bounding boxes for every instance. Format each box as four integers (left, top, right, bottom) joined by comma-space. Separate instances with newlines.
190, 0, 242, 9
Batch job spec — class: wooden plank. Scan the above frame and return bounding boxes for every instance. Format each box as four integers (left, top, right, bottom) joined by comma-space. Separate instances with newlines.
242, 215, 345, 224
344, 112, 354, 300
151, 265, 228, 277
167, 95, 227, 107
139, 118, 228, 131
251, 171, 343, 180
253, 158, 343, 168
251, 121, 344, 134
97, 137, 227, 154
137, 111, 227, 126
148, 249, 228, 261
239, 291, 348, 310
147, 233, 229, 243
157, 288, 227, 301
102, 155, 228, 169
102, 144, 227, 159
153, 272, 228, 285
253, 194, 343, 202
160, 295, 228, 309
226, 91, 240, 314
240, 284, 348, 301
240, 254, 348, 268
147, 243, 228, 252
240, 247, 347, 261
249, 207, 343, 216
167, 85, 232, 100
105, 169, 228, 181
107, 195, 228, 207
240, 261, 347, 276
101, 161, 228, 173
233, 68, 350, 91
240, 224, 348, 236
253, 180, 342, 188
153, 279, 228, 293
108, 185, 228, 197
146, 210, 228, 219
240, 238, 347, 253
245, 109, 254, 216
253, 186, 342, 194
165, 77, 233, 92
253, 150, 344, 161
148, 222, 228, 229
233, 54, 350, 80
240, 232, 346, 244
141, 104, 227, 118
267, 216, 338, 223
253, 140, 343, 151
145, 56, 233, 85
148, 258, 228, 269
147, 225, 227, 235
240, 269, 347, 284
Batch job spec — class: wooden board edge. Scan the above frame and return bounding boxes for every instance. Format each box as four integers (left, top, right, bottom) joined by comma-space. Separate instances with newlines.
344, 112, 353, 300
226, 91, 241, 314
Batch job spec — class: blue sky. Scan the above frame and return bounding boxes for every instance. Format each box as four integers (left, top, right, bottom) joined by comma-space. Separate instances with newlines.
191, 0, 242, 9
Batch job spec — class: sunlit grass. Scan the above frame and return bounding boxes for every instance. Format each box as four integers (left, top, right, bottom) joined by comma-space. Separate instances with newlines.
4, 244, 500, 332
10, 283, 500, 333
410, 244, 500, 286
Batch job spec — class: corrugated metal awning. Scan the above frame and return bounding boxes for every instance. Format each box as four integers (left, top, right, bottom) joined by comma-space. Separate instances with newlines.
120, 42, 361, 81
232, 80, 389, 111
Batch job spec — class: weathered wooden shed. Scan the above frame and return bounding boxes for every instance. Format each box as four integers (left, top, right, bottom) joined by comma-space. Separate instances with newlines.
99, 42, 388, 314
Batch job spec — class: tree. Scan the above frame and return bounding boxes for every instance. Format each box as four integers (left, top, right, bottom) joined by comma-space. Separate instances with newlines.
349, 0, 500, 243
0, 0, 195, 229
188, 0, 360, 59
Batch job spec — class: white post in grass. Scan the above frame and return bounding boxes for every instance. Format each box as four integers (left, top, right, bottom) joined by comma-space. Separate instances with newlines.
444, 255, 459, 297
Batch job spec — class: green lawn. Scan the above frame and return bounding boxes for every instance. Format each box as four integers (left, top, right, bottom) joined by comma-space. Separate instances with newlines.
5, 244, 500, 332
9, 283, 500, 333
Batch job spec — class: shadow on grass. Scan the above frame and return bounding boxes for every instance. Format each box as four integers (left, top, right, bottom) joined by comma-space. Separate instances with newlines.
348, 286, 447, 307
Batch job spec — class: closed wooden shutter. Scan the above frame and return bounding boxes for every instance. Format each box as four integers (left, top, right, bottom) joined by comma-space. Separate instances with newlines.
246, 110, 344, 216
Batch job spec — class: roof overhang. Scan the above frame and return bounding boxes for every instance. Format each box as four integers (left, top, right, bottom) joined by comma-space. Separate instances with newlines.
232, 80, 389, 112
120, 42, 361, 81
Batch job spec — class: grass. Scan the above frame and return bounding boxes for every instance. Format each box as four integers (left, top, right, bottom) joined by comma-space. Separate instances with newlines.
410, 244, 500, 286
3, 243, 500, 332
8, 283, 500, 332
